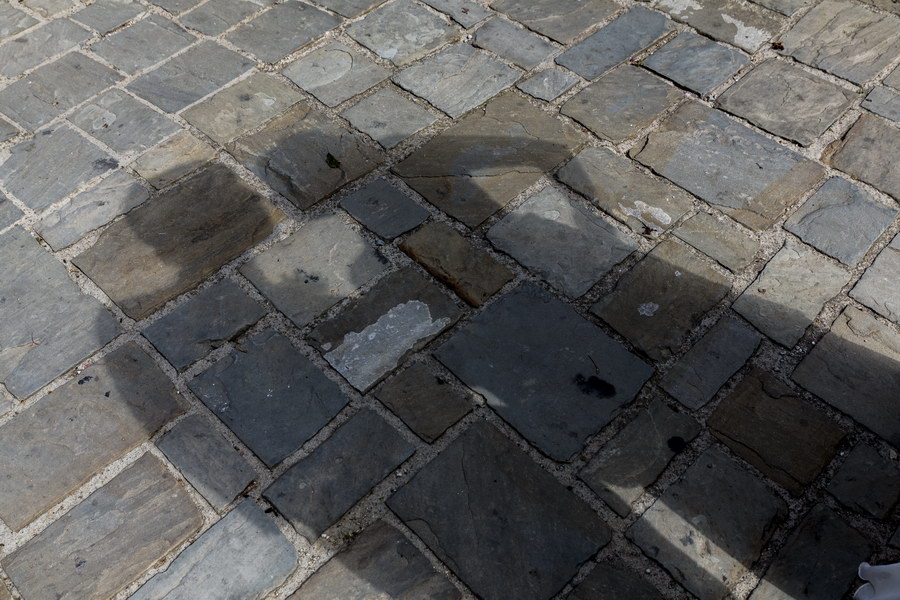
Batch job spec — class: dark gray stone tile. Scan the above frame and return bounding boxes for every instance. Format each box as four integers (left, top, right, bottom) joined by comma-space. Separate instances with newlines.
864, 85, 900, 124
339, 178, 429, 239
0, 192, 21, 229
314, 0, 382, 17
92, 14, 195, 74
265, 409, 414, 540
130, 130, 216, 189
517, 68, 578, 101
282, 42, 390, 108
421, 0, 491, 27
490, 0, 619, 44
851, 234, 900, 325
474, 17, 556, 70
70, 88, 180, 154
389, 421, 611, 600
657, 0, 783, 52
72, 0, 145, 33
436, 283, 653, 461
0, 3, 38, 41
0, 19, 91, 78
645, 31, 749, 96
226, 1, 340, 63
674, 212, 760, 271
347, 0, 457, 66
831, 114, 900, 201
570, 562, 664, 600
827, 443, 900, 519
341, 87, 437, 148
180, 0, 274, 35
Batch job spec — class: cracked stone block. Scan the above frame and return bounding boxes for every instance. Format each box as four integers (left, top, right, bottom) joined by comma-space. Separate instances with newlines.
226, 1, 339, 63
389, 421, 610, 600
734, 241, 848, 347
556, 7, 671, 79
128, 41, 254, 113
628, 448, 787, 600
190, 329, 348, 467
241, 214, 387, 326
0, 227, 120, 398
283, 42, 389, 108
229, 103, 382, 209
92, 14, 195, 74
660, 315, 761, 409
517, 68, 578, 101
562, 66, 682, 142
309, 266, 462, 391
182, 72, 302, 144
347, 0, 457, 66
631, 102, 825, 231
474, 17, 556, 70
658, 0, 783, 52
265, 409, 414, 541
0, 19, 91, 78
831, 114, 900, 201
73, 0, 145, 33
289, 519, 460, 600
400, 222, 513, 307
864, 86, 900, 124
674, 212, 760, 271
490, 0, 618, 44
0, 192, 21, 229
579, 400, 699, 516
341, 87, 437, 148
315, 0, 382, 17
436, 283, 653, 461
131, 130, 216, 189
488, 186, 636, 297
593, 240, 730, 361
851, 234, 900, 325
421, 0, 491, 27
793, 306, 900, 446
570, 561, 664, 600
0, 4, 38, 41
143, 279, 266, 370
339, 178, 429, 239
393, 43, 521, 118
74, 164, 283, 320
70, 88, 180, 154
394, 92, 584, 226
786, 177, 897, 267
828, 443, 900, 520
779, 0, 900, 85
1, 454, 202, 600
645, 31, 749, 96
0, 116, 15, 143
180, 0, 274, 35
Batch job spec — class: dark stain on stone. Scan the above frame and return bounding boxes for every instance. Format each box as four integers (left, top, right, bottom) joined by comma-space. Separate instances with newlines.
325, 153, 341, 169
667, 436, 687, 453
77, 375, 93, 385
93, 158, 119, 170
573, 374, 615, 398
104, 391, 111, 397
238, 93, 253, 101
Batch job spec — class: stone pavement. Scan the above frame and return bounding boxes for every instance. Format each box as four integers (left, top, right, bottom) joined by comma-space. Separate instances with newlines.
0, 0, 898, 598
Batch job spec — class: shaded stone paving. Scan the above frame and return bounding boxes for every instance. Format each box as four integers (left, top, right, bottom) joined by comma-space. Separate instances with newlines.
0, 0, 898, 598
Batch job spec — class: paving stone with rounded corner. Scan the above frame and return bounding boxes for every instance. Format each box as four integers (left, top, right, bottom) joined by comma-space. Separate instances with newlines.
851, 234, 900, 326
517, 68, 578, 101
421, 0, 491, 27
864, 86, 900, 124
645, 31, 749, 96
0, 19, 91, 78
347, 0, 458, 66
283, 42, 390, 108
0, 3, 38, 41
92, 14, 195, 74
474, 17, 556, 70
180, 0, 274, 35
831, 114, 900, 201
827, 443, 900, 520
657, 0, 783, 53
339, 178, 429, 239
490, 0, 619, 44
226, 1, 340, 63
69, 88, 181, 154
131, 130, 216, 189
341, 87, 437, 148
674, 212, 760, 271
73, 0, 146, 33
570, 561, 664, 600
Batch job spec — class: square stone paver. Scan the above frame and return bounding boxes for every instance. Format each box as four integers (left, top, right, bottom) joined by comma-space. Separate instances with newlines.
644, 31, 749, 96
388, 421, 611, 600
422, 0, 491, 27
517, 68, 578, 101
0, 3, 38, 41
851, 234, 900, 326
488, 186, 637, 297
656, 0, 783, 52
91, 14, 195, 74
0, 19, 91, 78
570, 562, 664, 600
347, 0, 458, 66
314, 0, 383, 17
130, 130, 216, 189
828, 443, 900, 520
69, 88, 181, 154
435, 283, 653, 461
190, 329, 348, 467
864, 86, 900, 124
180, 0, 274, 36
830, 114, 900, 201
674, 212, 760, 271
341, 87, 437, 148
282, 42, 389, 108
226, 1, 340, 63
72, 0, 146, 33
339, 178, 429, 239
490, 0, 618, 44
474, 17, 556, 70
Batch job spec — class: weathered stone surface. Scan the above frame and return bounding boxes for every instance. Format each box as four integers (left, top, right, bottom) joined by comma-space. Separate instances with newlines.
657, 0, 782, 52
144, 279, 266, 370
73, 0, 145, 33
23, 0, 77, 14
131, 501, 295, 600
157, 414, 256, 511
282, 42, 390, 108
339, 178, 429, 239
556, 7, 671, 79
421, 0, 491, 27
786, 178, 896, 266
314, 0, 381, 17
182, 72, 302, 143
864, 86, 900, 124
517, 68, 578, 101
0, 18, 90, 78
70, 88, 180, 154
394, 93, 584, 226
888, 65, 900, 90
348, 0, 457, 65
579, 400, 699, 516
0, 227, 120, 398
474, 17, 556, 70
74, 164, 283, 320
627, 449, 787, 600
389, 422, 611, 600
570, 562, 664, 600
752, 0, 810, 15
734, 241, 848, 347
229, 103, 382, 209
0, 116, 15, 143
375, 361, 472, 442
749, 506, 871, 600
851, 234, 900, 325
645, 31, 749, 96
393, 44, 521, 118
675, 212, 760, 271
131, 130, 216, 189
289, 519, 461, 600
660, 315, 761, 409
190, 329, 348, 467
310, 267, 462, 391
226, 1, 339, 63
241, 215, 386, 326
793, 306, 900, 446
779, 0, 900, 85
180, 0, 274, 35
488, 186, 636, 297
2, 454, 202, 600
827, 443, 900, 519
562, 66, 682, 142
436, 284, 652, 460
831, 114, 900, 201
341, 87, 437, 148
0, 3, 38, 41
632, 102, 825, 231
490, 0, 618, 43
265, 409, 414, 540
0, 192, 21, 229
148, 0, 201, 13
593, 240, 730, 361
92, 14, 195, 74
400, 222, 513, 307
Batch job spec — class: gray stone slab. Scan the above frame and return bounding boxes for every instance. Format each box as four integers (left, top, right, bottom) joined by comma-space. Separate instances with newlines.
487, 186, 637, 297
657, 0, 782, 52
226, 1, 339, 63
0, 52, 122, 131
0, 116, 15, 143
474, 17, 556, 70
490, 0, 619, 43
35, 169, 150, 250
314, 0, 382, 17
421, 0, 491, 27
389, 421, 611, 600
562, 65, 681, 142
339, 178, 429, 239
131, 501, 295, 600
128, 41, 254, 113
289, 519, 460, 600
632, 102, 825, 231
517, 68, 578, 101
645, 31, 748, 96
148, 0, 202, 13
556, 7, 671, 79
2, 454, 202, 600
436, 283, 653, 461
180, 0, 273, 35
143, 279, 266, 370
241, 214, 386, 326
674, 212, 760, 271
851, 234, 900, 326
72, 0, 145, 33
341, 87, 437, 148
831, 114, 900, 201
0, 227, 120, 399
0, 192, 21, 229
780, 0, 900, 85
628, 449, 787, 600
265, 409, 414, 540
283, 42, 389, 108
393, 43, 521, 118
864, 85, 900, 124
828, 443, 900, 519
74, 164, 283, 319
593, 240, 730, 361
579, 400, 699, 516
92, 14, 195, 74
570, 562, 664, 600
190, 329, 348, 467
0, 19, 91, 78
21, 0, 77, 16
70, 88, 180, 154
131, 130, 216, 189
0, 3, 38, 41
347, 0, 457, 66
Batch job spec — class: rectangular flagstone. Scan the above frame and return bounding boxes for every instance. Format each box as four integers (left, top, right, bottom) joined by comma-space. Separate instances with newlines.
130, 130, 216, 189
0, 3, 38, 41
72, 0, 145, 33
831, 114, 900, 201
674, 212, 760, 271
315, 0, 383, 17
571, 562, 664, 600
340, 87, 437, 148
180, 0, 275, 36
282, 42, 390, 108
69, 88, 181, 154
517, 68, 578, 101
644, 31, 749, 96
339, 178, 429, 239
851, 233, 900, 325
827, 443, 900, 519
864, 86, 900, 124
656, 0, 783, 52
347, 0, 458, 66
490, 0, 618, 44
474, 17, 557, 70
421, 0, 491, 27
0, 19, 91, 78
226, 1, 340, 63
91, 14, 195, 74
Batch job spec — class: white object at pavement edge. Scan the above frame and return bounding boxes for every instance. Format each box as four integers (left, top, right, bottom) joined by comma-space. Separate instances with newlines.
855, 562, 900, 600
